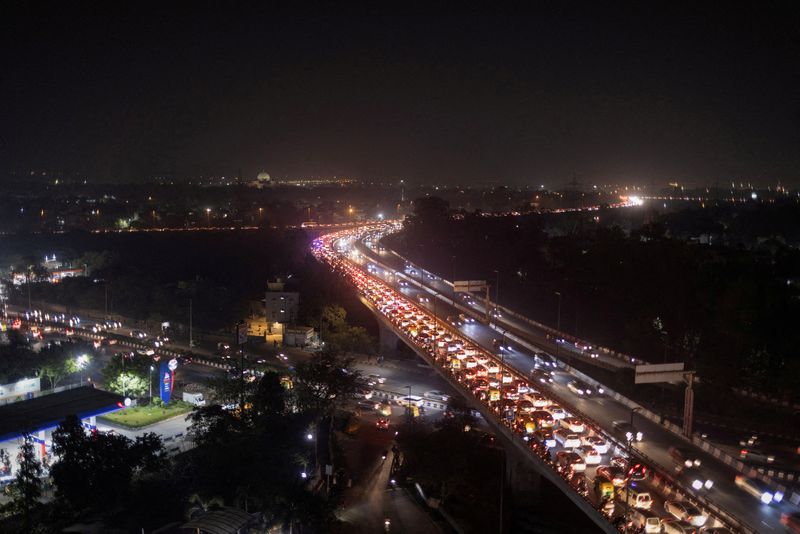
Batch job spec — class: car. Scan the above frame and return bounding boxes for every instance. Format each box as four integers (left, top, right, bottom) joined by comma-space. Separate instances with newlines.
553, 429, 581, 448
276, 353, 289, 361
781, 512, 800, 534
533, 429, 556, 448
612, 420, 643, 442
535, 353, 557, 367
130, 329, 147, 339
739, 447, 775, 464
627, 462, 649, 481
661, 518, 697, 534
663, 501, 707, 527
617, 484, 653, 510
531, 368, 554, 384
669, 446, 701, 469
526, 393, 551, 408
567, 380, 595, 396
425, 390, 450, 402
356, 400, 378, 412
397, 395, 424, 407
355, 387, 374, 400
560, 417, 585, 433
368, 373, 386, 384
610, 456, 629, 469
734, 475, 775, 503
530, 410, 555, 428
575, 445, 602, 465
581, 435, 609, 454
597, 465, 626, 487
629, 508, 662, 533
376, 418, 389, 430
547, 405, 566, 420
556, 451, 586, 473
569, 471, 588, 496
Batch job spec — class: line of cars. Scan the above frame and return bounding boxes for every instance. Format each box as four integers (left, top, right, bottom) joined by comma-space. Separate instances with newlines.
314, 226, 736, 533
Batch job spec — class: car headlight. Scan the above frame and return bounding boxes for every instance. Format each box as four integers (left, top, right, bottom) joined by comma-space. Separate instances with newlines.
685, 460, 693, 468
626, 432, 633, 440
704, 479, 714, 489
774, 491, 784, 503
598, 388, 604, 394
636, 432, 643, 441
760, 492, 773, 504
692, 480, 703, 490
694, 459, 701, 467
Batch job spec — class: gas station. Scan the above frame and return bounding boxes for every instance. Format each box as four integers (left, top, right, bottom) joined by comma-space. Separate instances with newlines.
0, 386, 125, 481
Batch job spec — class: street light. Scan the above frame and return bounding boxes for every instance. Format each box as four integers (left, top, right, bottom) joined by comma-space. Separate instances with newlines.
150, 365, 155, 402
76, 354, 89, 385
554, 291, 563, 365
205, 207, 211, 226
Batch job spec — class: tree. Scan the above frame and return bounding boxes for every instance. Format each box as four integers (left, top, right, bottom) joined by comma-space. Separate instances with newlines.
293, 349, 364, 415
106, 372, 148, 397
102, 352, 152, 396
319, 305, 376, 354
5, 434, 43, 529
51, 415, 165, 512
37, 345, 89, 390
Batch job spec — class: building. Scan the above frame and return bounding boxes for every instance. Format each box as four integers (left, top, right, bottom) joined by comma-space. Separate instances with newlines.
246, 278, 300, 345
247, 171, 274, 189
283, 326, 315, 347
264, 278, 299, 325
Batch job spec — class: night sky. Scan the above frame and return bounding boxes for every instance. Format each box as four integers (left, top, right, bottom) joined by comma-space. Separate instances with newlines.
2, 3, 799, 186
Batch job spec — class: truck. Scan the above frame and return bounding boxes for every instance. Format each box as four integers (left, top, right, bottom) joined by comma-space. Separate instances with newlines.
182, 391, 206, 406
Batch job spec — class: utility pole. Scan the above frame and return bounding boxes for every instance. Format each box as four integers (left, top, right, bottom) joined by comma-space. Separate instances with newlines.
237, 320, 247, 414
555, 291, 562, 364
188, 298, 193, 348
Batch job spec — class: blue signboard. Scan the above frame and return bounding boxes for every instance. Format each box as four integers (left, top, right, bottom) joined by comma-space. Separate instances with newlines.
159, 361, 174, 403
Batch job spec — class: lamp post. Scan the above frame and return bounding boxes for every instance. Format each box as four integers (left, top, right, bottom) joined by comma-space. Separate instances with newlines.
149, 365, 155, 402
76, 354, 88, 386
121, 352, 126, 398
205, 207, 211, 226
493, 269, 500, 326
554, 291, 563, 364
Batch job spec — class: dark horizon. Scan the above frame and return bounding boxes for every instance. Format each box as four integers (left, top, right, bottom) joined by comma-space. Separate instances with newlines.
3, 4, 799, 187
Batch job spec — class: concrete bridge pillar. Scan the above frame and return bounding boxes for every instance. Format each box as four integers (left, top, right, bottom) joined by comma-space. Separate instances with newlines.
378, 324, 400, 356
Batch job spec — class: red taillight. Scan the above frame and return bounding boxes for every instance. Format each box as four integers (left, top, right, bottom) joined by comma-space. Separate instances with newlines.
740, 449, 747, 456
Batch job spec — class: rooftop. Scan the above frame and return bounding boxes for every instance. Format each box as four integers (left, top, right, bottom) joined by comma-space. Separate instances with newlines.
0, 386, 124, 442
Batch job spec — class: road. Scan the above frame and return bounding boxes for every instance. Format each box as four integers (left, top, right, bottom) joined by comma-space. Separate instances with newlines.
315, 223, 798, 534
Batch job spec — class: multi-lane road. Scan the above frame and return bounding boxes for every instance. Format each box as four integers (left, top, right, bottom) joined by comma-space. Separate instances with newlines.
315, 222, 799, 534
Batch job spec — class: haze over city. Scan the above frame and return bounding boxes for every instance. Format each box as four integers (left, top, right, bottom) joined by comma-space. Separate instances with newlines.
3, 4, 800, 187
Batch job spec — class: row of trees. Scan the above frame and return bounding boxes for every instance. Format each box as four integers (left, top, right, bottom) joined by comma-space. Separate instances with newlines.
0, 332, 92, 390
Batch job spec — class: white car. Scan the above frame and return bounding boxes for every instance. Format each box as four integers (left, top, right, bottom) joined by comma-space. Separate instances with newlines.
576, 445, 602, 465
581, 435, 609, 454
560, 417, 585, 433
547, 405, 566, 420
554, 429, 582, 448
425, 390, 450, 402
663, 501, 708, 527
734, 475, 775, 504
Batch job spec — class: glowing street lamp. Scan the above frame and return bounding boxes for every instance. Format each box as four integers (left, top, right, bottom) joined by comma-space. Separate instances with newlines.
205, 207, 211, 226
76, 354, 89, 384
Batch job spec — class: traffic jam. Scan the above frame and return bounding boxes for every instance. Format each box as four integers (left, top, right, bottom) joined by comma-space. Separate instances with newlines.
313, 224, 739, 534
